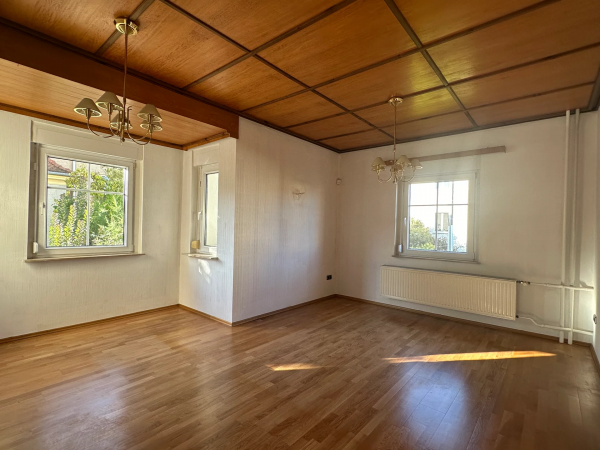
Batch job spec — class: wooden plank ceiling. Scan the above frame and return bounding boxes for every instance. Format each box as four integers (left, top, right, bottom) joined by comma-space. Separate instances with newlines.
0, 0, 599, 152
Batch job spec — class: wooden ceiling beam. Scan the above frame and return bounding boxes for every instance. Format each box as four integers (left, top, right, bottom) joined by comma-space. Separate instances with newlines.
0, 20, 239, 138
0, 102, 183, 149
588, 68, 600, 110
182, 132, 230, 150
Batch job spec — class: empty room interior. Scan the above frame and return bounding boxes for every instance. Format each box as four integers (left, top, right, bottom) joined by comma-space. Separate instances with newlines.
2, 0, 600, 449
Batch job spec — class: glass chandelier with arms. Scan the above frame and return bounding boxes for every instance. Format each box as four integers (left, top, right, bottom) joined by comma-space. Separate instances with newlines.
73, 18, 162, 146
371, 97, 422, 183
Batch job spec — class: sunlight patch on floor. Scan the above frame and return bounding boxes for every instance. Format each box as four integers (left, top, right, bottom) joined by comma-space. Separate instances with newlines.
267, 363, 322, 371
384, 351, 555, 363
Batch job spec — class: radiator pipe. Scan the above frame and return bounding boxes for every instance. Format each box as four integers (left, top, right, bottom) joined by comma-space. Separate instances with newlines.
559, 110, 570, 343
568, 109, 580, 345
516, 280, 593, 292
517, 314, 593, 336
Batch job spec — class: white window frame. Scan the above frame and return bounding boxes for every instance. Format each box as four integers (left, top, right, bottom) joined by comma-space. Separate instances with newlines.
195, 163, 219, 255
396, 171, 478, 262
33, 144, 135, 258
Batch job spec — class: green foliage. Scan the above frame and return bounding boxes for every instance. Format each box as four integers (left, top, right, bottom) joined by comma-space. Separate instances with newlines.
48, 202, 87, 247
89, 167, 125, 246
47, 164, 125, 248
409, 218, 435, 250
409, 218, 467, 253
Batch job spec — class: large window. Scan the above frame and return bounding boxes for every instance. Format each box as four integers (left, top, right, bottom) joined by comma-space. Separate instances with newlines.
33, 145, 135, 258
195, 163, 219, 254
398, 172, 477, 261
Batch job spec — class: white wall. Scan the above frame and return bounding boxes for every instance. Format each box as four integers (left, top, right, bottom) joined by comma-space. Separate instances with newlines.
337, 114, 597, 343
178, 139, 236, 323
232, 119, 338, 322
0, 111, 182, 339
596, 110, 600, 361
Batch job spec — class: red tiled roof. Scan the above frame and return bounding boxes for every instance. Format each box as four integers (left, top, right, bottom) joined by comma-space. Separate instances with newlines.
48, 158, 72, 174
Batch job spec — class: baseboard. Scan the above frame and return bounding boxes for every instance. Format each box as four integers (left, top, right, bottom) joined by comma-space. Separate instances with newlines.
337, 295, 591, 347
232, 294, 337, 326
591, 346, 600, 378
0, 304, 179, 345
178, 294, 337, 327
178, 304, 233, 326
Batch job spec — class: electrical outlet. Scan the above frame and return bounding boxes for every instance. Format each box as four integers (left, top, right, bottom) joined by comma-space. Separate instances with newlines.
327, 275, 332, 280
594, 314, 597, 325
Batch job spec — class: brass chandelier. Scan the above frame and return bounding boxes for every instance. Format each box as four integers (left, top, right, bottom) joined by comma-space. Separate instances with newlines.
371, 97, 422, 183
73, 18, 162, 146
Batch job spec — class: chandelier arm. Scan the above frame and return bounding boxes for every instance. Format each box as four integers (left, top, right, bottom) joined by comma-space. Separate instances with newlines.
129, 136, 152, 146
377, 169, 394, 183
126, 127, 152, 146
106, 108, 122, 137
106, 112, 120, 138
86, 116, 114, 139
400, 167, 417, 183
123, 106, 152, 144
125, 123, 154, 145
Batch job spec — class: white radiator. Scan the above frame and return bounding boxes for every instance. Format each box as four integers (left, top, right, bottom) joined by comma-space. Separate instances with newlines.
381, 266, 516, 320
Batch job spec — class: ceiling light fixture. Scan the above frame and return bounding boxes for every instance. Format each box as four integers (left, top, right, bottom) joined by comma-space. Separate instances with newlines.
371, 97, 422, 183
73, 18, 162, 145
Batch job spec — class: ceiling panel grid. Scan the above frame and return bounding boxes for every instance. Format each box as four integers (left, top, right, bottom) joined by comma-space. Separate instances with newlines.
0, 0, 599, 151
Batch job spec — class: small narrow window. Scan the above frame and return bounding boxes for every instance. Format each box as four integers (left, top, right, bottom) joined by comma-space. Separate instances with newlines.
398, 172, 477, 261
196, 163, 219, 254
31, 144, 136, 258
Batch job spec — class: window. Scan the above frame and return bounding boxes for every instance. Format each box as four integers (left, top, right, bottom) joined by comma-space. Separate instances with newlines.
195, 163, 219, 254
397, 172, 477, 261
32, 144, 135, 258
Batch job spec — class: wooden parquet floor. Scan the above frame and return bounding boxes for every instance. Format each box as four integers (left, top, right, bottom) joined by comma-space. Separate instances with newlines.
0, 298, 599, 450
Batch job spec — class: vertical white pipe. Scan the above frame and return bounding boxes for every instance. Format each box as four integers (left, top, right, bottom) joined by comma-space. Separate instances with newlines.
568, 109, 581, 345
560, 110, 570, 344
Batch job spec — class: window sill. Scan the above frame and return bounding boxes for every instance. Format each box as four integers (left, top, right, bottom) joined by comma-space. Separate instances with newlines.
25, 253, 144, 263
393, 253, 479, 264
187, 253, 218, 260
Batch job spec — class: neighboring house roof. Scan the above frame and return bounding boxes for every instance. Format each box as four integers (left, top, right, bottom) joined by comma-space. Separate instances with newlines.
48, 158, 72, 174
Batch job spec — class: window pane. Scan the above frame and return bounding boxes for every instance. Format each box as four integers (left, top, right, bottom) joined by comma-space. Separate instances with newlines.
408, 206, 436, 250
453, 180, 469, 204
204, 172, 218, 247
46, 189, 88, 247
409, 182, 437, 205
438, 181, 453, 205
436, 206, 452, 251
91, 164, 125, 193
89, 193, 125, 246
48, 157, 88, 189
452, 205, 469, 253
